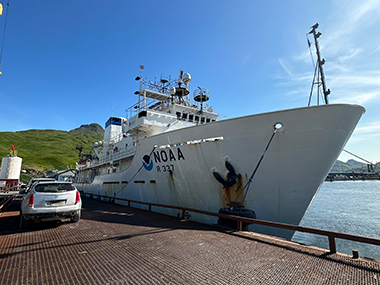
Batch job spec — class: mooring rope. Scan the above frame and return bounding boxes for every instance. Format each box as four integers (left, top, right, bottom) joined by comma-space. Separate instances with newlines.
234, 127, 278, 205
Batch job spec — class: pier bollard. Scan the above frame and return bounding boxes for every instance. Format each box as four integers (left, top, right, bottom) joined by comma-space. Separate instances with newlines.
352, 249, 359, 259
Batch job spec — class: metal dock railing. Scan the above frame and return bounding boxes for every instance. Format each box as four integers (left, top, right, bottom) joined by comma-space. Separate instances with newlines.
83, 192, 380, 257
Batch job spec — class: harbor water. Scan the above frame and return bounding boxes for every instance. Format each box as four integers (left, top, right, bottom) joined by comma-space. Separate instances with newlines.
292, 180, 380, 260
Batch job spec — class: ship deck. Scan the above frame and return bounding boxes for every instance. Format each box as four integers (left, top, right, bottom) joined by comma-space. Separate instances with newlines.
1, 196, 379, 284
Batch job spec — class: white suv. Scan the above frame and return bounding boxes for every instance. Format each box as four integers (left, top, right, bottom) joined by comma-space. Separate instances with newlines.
20, 181, 82, 226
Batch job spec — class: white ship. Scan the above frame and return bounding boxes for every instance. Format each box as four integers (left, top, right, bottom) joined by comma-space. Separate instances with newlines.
74, 26, 365, 239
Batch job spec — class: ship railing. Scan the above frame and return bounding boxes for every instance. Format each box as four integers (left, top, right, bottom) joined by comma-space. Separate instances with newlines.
109, 133, 125, 145
126, 95, 168, 120
76, 147, 136, 169
83, 192, 380, 257
103, 146, 136, 163
0, 195, 14, 212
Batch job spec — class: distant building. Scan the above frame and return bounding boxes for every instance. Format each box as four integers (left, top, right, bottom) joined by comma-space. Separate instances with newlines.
45, 169, 75, 182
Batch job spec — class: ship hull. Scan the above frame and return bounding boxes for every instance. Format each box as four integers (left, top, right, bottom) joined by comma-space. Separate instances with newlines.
75, 104, 365, 239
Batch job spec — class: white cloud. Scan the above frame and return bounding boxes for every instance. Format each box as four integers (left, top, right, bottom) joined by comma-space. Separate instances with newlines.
242, 51, 254, 65
278, 59, 293, 76
328, 0, 380, 36
347, 0, 380, 23
354, 121, 380, 134
330, 73, 380, 86
337, 48, 361, 64
369, 45, 380, 55
292, 49, 312, 65
330, 89, 380, 105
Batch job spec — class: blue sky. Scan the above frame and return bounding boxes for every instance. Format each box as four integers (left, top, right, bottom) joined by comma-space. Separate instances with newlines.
0, 0, 379, 163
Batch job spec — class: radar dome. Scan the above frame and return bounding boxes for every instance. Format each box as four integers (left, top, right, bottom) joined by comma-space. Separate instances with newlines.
183, 73, 191, 84
169, 86, 176, 95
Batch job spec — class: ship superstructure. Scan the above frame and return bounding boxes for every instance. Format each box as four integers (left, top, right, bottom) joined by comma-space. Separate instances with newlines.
76, 67, 219, 182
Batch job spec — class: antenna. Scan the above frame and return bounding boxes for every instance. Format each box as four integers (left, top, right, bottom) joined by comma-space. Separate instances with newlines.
307, 23, 330, 105
178, 70, 183, 87
168, 70, 191, 104
193, 86, 209, 113
134, 65, 145, 110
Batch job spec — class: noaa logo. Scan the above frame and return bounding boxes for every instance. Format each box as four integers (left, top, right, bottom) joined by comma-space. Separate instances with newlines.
142, 155, 153, 171
143, 147, 185, 172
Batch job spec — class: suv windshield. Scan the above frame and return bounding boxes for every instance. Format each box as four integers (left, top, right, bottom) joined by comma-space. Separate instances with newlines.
35, 183, 75, 193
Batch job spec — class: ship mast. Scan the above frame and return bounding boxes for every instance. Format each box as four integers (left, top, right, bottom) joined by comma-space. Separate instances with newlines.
308, 23, 330, 105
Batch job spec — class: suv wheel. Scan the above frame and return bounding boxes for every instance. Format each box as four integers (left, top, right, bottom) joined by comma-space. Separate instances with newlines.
71, 210, 81, 223
19, 212, 31, 229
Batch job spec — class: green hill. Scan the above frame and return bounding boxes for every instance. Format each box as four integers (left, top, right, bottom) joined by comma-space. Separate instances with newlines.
69, 123, 104, 136
0, 124, 104, 172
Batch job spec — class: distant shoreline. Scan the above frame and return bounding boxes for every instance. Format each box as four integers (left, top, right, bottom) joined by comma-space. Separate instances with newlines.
325, 173, 380, 182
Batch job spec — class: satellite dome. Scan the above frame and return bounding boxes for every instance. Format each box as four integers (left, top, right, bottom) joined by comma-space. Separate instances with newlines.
169, 86, 176, 95
183, 73, 191, 84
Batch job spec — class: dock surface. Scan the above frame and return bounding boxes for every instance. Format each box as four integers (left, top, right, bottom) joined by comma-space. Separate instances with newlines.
1, 196, 380, 284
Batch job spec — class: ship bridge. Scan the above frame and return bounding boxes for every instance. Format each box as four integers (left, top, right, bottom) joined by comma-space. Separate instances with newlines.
124, 86, 219, 138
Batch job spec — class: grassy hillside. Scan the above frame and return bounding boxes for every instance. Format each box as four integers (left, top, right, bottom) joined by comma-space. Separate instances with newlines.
0, 124, 104, 172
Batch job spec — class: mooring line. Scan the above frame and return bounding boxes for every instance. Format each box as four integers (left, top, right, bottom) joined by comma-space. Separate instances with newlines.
235, 127, 278, 205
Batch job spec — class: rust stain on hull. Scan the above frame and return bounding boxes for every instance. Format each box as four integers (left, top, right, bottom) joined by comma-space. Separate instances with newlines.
223, 175, 244, 207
